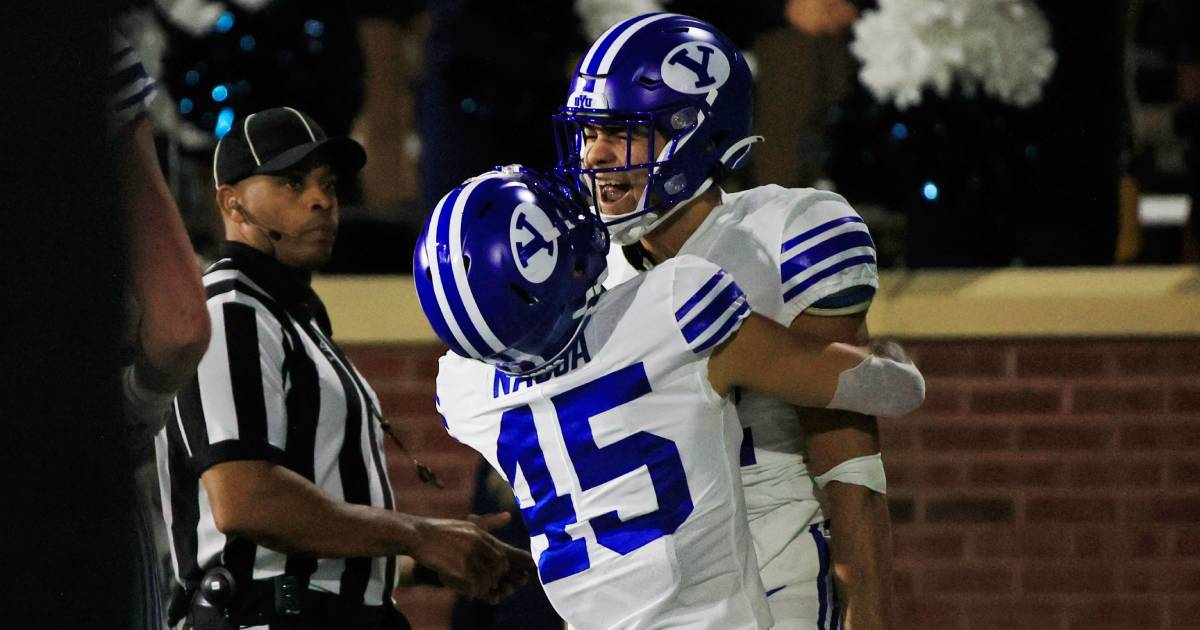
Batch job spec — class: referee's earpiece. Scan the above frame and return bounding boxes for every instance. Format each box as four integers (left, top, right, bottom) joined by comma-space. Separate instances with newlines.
231, 199, 285, 242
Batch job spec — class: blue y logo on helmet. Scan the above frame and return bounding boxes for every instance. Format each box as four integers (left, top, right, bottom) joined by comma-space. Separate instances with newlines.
510, 203, 560, 284
661, 41, 730, 95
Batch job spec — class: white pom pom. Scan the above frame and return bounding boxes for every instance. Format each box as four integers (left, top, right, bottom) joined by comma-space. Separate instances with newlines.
574, 0, 665, 42
852, 0, 1056, 109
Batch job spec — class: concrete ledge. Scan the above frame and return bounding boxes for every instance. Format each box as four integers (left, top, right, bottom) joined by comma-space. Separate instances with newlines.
313, 266, 1200, 344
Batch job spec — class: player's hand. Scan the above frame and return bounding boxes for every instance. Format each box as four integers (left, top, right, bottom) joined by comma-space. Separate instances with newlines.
868, 339, 912, 365
409, 515, 514, 600
785, 0, 860, 35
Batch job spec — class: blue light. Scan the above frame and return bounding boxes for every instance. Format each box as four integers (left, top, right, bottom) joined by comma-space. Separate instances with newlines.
922, 181, 939, 201
179, 98, 194, 115
890, 122, 909, 141
239, 35, 256, 52
215, 107, 235, 138
461, 98, 478, 114
303, 19, 325, 38
184, 70, 200, 86
211, 84, 229, 102
215, 12, 234, 33
1025, 144, 1039, 160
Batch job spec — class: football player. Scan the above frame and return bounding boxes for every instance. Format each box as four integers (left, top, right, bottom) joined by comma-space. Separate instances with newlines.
413, 167, 924, 629
553, 13, 891, 629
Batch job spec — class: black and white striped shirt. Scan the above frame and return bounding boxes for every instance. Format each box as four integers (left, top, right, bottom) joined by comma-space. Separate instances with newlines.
155, 241, 396, 606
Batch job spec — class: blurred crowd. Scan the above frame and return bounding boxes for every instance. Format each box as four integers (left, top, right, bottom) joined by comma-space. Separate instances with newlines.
121, 0, 1200, 271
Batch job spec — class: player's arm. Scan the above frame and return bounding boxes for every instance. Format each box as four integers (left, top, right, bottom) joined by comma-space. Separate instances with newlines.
770, 194, 895, 627
117, 116, 210, 424
202, 461, 529, 601
707, 313, 924, 418
709, 311, 907, 629
788, 311, 894, 630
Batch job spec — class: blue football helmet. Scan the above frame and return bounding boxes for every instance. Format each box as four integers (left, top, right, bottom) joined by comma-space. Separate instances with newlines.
553, 13, 762, 245
413, 166, 609, 375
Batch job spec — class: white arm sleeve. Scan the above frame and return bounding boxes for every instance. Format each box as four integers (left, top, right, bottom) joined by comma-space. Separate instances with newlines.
827, 355, 925, 418
814, 453, 887, 494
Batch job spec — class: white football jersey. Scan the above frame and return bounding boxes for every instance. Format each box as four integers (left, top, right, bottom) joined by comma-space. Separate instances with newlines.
605, 185, 878, 593
437, 256, 772, 630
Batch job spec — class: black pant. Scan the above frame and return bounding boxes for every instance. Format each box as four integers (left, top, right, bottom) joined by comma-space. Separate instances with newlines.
184, 591, 411, 630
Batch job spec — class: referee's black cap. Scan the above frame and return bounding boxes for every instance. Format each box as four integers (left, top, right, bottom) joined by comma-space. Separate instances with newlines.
212, 107, 366, 187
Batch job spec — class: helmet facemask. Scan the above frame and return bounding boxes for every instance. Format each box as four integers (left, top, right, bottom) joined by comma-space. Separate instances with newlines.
553, 103, 712, 246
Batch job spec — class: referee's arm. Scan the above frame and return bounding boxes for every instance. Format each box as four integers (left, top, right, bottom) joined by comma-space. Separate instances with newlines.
204, 459, 525, 601
184, 298, 529, 600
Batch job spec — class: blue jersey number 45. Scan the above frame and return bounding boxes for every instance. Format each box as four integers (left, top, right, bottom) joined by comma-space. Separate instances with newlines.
495, 362, 694, 583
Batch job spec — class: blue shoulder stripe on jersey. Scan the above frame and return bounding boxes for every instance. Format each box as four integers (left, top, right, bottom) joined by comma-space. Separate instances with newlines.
674, 269, 727, 322
781, 216, 865, 254
110, 55, 147, 87
680, 280, 744, 343
110, 45, 135, 65
783, 255, 876, 303
114, 82, 157, 116
433, 187, 493, 356
781, 230, 875, 284
693, 300, 749, 354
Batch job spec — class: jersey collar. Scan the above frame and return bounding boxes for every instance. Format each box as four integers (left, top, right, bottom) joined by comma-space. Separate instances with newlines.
217, 240, 333, 336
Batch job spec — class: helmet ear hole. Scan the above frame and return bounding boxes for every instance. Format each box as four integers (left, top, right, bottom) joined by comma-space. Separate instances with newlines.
707, 131, 728, 153
510, 283, 538, 305
462, 254, 471, 273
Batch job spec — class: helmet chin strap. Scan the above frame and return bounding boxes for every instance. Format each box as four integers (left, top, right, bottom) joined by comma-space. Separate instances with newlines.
602, 177, 715, 246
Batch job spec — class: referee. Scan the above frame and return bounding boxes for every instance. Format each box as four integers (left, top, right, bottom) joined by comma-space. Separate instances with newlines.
156, 107, 530, 630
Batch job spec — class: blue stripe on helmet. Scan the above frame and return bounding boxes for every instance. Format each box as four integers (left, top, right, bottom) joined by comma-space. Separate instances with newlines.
415, 212, 469, 359
584, 15, 642, 75
415, 279, 466, 358
434, 187, 493, 356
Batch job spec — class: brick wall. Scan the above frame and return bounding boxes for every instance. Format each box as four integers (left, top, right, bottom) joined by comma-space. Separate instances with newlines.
347, 338, 1200, 630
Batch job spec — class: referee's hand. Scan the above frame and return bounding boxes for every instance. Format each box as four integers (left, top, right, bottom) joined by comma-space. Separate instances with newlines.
468, 513, 535, 604
411, 513, 531, 601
